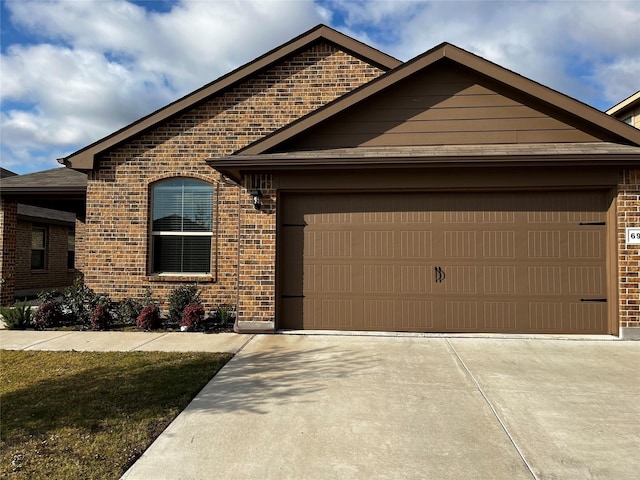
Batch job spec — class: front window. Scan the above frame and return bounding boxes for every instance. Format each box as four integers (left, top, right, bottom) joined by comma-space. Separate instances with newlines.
31, 226, 47, 270
151, 178, 214, 274
68, 228, 75, 269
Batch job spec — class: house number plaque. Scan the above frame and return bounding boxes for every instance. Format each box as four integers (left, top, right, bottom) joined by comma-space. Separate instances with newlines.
626, 228, 640, 245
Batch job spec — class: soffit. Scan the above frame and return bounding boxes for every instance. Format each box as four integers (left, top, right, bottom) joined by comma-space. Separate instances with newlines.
210, 142, 640, 182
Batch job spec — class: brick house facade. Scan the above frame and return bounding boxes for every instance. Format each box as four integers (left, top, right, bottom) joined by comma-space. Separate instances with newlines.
76, 37, 390, 321
0, 169, 85, 303
5, 25, 640, 337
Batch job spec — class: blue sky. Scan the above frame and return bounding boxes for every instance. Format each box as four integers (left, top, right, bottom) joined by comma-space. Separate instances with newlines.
1, 0, 639, 174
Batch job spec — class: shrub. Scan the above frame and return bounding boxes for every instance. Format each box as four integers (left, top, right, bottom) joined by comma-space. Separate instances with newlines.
62, 277, 107, 326
181, 302, 205, 331
0, 302, 33, 330
214, 304, 235, 326
136, 305, 161, 331
33, 302, 64, 330
167, 285, 200, 324
117, 298, 143, 325
90, 304, 113, 331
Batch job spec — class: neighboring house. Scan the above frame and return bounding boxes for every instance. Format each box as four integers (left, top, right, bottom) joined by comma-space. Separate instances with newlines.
0, 168, 86, 302
2, 25, 639, 338
607, 90, 640, 129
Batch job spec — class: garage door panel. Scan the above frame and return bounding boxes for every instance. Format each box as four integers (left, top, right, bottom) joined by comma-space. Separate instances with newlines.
446, 301, 479, 330
280, 226, 304, 297
444, 231, 477, 258
482, 231, 516, 258
400, 265, 433, 293
443, 265, 477, 294
569, 303, 607, 332
567, 230, 604, 258
528, 302, 564, 331
568, 266, 604, 295
483, 302, 517, 330
400, 230, 433, 258
401, 300, 435, 329
363, 230, 395, 257
482, 266, 516, 294
279, 191, 608, 333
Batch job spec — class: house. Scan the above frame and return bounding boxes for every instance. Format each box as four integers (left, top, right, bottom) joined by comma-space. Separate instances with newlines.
0, 168, 86, 301
2, 25, 639, 337
607, 90, 640, 129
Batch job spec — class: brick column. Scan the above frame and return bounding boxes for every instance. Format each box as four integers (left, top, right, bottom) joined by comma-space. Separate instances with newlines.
618, 169, 640, 339
0, 198, 17, 306
235, 174, 277, 333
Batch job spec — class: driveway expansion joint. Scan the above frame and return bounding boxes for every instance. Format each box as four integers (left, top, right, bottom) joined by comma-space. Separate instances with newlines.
22, 331, 75, 350
130, 332, 169, 351
445, 338, 539, 480
234, 333, 257, 353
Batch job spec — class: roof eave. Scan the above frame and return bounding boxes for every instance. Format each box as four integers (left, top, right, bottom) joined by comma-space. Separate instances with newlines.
209, 153, 639, 183
61, 25, 401, 171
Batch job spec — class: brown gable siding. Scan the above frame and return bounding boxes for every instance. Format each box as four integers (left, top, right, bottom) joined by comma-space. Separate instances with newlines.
82, 43, 386, 314
276, 62, 609, 152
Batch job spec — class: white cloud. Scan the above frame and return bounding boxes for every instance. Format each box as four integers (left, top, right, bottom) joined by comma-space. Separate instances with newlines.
327, 0, 640, 109
1, 0, 324, 172
1, 0, 639, 174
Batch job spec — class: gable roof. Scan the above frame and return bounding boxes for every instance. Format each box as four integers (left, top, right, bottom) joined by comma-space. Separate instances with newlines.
1, 167, 17, 178
234, 42, 640, 156
0, 167, 87, 216
60, 24, 401, 171
606, 90, 640, 119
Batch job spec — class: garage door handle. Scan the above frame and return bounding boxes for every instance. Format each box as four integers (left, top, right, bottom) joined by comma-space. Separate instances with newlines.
434, 266, 445, 283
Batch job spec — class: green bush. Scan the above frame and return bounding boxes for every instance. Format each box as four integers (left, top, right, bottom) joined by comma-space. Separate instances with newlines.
117, 298, 143, 325
214, 304, 235, 326
37, 277, 110, 327
167, 284, 200, 324
0, 302, 33, 330
63, 277, 109, 326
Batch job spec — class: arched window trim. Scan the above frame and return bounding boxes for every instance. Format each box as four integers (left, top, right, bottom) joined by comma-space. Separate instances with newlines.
149, 177, 215, 276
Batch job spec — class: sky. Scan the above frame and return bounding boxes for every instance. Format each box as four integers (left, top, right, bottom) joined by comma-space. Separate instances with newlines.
1, 0, 639, 174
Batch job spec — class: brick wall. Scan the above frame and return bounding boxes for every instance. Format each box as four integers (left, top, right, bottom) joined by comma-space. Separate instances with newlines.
14, 220, 79, 294
0, 199, 17, 305
618, 169, 640, 329
82, 43, 385, 318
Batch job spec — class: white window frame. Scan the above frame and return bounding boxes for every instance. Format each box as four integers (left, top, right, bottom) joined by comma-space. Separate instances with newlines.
31, 226, 47, 270
150, 178, 214, 276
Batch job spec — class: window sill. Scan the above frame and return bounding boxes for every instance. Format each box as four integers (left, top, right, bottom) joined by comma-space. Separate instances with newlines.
147, 275, 215, 283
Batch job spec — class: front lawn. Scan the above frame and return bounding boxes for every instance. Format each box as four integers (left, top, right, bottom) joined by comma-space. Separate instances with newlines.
0, 350, 232, 479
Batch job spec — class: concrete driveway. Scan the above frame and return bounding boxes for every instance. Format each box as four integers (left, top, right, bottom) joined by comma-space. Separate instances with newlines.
120, 334, 640, 480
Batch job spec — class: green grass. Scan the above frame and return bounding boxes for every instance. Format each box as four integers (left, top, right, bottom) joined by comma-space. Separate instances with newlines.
0, 350, 232, 479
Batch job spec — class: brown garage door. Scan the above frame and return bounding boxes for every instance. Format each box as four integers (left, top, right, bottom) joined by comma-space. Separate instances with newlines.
279, 191, 609, 334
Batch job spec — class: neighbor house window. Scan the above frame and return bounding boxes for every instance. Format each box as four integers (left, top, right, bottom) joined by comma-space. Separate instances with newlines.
623, 115, 633, 125
31, 226, 47, 270
151, 178, 214, 274
68, 228, 75, 269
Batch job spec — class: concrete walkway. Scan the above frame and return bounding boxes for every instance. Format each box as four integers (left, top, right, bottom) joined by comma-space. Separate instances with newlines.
0, 330, 251, 353
2, 331, 639, 479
